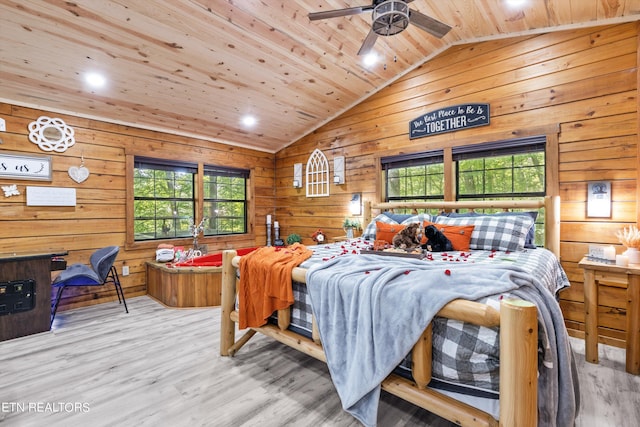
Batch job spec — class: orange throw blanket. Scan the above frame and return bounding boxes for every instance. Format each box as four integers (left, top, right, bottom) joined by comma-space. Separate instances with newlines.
238, 243, 313, 329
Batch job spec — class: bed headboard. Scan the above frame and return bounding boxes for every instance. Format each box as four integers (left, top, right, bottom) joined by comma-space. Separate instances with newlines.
363, 196, 561, 258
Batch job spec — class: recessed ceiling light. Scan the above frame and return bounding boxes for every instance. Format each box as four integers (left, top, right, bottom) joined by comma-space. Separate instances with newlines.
242, 115, 257, 127
363, 53, 378, 67
85, 72, 106, 88
505, 0, 527, 7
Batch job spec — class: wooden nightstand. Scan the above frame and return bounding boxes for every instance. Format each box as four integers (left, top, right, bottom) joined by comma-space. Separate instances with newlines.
578, 257, 640, 374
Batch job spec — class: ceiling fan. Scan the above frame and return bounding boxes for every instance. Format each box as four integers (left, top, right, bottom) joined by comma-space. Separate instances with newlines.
309, 0, 452, 56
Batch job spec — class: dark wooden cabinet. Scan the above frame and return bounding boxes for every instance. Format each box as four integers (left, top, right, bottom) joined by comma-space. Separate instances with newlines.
0, 252, 65, 341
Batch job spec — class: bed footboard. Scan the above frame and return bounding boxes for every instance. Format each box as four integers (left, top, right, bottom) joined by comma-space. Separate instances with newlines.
219, 249, 538, 427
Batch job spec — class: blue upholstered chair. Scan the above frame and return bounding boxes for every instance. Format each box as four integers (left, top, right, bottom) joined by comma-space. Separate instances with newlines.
50, 246, 128, 325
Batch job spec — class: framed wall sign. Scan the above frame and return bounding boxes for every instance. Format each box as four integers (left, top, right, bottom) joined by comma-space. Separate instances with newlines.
587, 181, 611, 218
409, 103, 490, 139
0, 151, 52, 181
26, 186, 76, 206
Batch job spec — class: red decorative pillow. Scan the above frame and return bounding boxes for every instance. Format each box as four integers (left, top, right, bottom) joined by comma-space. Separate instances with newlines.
375, 222, 406, 244
423, 221, 475, 251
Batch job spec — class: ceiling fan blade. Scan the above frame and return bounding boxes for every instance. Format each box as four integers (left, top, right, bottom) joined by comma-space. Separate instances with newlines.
357, 29, 378, 56
309, 6, 373, 21
409, 10, 452, 38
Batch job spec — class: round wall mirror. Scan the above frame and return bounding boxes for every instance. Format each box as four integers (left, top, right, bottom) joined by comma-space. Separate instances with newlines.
28, 116, 75, 152
43, 126, 63, 142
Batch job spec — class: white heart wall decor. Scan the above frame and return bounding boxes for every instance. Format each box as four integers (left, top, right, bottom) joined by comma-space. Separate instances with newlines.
68, 166, 90, 183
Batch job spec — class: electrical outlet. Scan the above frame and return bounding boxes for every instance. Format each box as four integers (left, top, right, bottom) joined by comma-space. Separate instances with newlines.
0, 118, 6, 132
122, 265, 130, 276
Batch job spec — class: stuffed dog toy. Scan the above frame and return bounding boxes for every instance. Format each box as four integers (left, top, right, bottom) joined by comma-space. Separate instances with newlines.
392, 223, 422, 249
422, 224, 453, 252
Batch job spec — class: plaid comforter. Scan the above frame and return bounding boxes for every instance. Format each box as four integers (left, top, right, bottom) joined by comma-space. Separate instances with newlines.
269, 238, 569, 396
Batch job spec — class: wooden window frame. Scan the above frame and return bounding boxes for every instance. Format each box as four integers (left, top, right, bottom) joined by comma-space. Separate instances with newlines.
375, 125, 560, 203
125, 153, 254, 251
454, 135, 547, 201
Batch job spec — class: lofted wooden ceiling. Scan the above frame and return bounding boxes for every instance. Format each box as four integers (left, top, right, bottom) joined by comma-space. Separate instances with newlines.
1, 1, 640, 153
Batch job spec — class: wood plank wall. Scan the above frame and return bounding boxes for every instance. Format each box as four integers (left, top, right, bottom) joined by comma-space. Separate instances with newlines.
0, 104, 274, 312
274, 23, 639, 342
1, 22, 636, 340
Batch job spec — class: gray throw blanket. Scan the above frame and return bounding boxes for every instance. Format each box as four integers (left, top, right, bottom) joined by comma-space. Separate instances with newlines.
306, 254, 578, 427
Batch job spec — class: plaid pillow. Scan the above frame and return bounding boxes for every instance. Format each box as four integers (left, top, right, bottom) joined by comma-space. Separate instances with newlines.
400, 213, 433, 226
443, 211, 538, 248
381, 212, 412, 223
434, 215, 534, 251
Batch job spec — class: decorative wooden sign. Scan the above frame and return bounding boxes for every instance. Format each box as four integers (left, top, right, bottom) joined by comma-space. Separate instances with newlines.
0, 151, 52, 181
409, 103, 490, 139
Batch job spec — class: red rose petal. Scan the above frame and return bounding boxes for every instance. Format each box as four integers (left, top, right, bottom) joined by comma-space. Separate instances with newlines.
444, 269, 451, 276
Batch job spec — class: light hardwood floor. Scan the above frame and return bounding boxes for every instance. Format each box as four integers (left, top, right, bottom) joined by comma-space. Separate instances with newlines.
1, 296, 638, 427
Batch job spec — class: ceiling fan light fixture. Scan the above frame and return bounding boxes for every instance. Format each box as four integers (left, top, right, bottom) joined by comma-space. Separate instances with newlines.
371, 0, 410, 36
309, 0, 451, 56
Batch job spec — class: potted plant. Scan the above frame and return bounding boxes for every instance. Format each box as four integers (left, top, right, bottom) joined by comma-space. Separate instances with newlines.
342, 218, 361, 239
616, 225, 640, 264
286, 233, 302, 245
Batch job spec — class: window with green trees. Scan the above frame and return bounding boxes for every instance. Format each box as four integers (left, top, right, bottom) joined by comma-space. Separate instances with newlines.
382, 150, 444, 214
454, 136, 545, 200
457, 153, 545, 197
133, 158, 248, 241
382, 136, 546, 245
454, 137, 546, 245
202, 166, 248, 235
133, 159, 196, 241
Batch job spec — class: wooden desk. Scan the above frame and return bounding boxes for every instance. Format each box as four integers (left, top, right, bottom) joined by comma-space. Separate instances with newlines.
579, 257, 640, 374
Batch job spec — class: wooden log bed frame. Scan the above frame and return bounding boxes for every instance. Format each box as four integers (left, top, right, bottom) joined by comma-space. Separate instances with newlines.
220, 196, 561, 427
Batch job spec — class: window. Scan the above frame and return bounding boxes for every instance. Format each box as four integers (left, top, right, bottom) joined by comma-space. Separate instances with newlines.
454, 136, 545, 200
132, 157, 249, 242
381, 136, 547, 245
454, 136, 546, 246
382, 150, 444, 213
133, 158, 196, 241
203, 166, 248, 235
